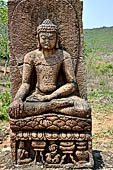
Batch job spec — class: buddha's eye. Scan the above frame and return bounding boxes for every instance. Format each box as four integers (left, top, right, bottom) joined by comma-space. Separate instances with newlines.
41, 36, 46, 40
49, 36, 54, 40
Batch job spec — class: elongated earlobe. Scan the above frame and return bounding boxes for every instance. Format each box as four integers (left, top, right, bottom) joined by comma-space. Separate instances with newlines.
36, 34, 41, 50
55, 35, 59, 49
56, 39, 59, 49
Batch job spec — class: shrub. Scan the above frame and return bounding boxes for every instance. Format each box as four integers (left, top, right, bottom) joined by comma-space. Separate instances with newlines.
0, 90, 10, 121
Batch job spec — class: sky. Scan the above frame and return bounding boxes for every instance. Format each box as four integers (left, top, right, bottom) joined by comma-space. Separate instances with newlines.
5, 0, 113, 29
83, 0, 113, 29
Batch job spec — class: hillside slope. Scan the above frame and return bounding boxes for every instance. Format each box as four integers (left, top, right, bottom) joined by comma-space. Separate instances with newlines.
84, 26, 113, 152
84, 26, 113, 55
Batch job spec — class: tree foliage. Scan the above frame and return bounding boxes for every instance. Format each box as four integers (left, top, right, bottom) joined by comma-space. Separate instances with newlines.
0, 0, 9, 58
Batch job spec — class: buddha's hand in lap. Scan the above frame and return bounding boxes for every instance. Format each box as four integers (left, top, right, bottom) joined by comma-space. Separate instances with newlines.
26, 94, 51, 102
8, 99, 24, 118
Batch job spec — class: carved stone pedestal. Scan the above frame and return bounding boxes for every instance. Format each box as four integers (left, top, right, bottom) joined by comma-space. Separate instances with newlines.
11, 132, 94, 168
10, 114, 94, 168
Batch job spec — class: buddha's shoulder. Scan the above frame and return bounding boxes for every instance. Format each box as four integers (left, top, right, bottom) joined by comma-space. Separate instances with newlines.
56, 49, 71, 60
24, 49, 42, 58
57, 50, 71, 61
24, 49, 42, 63
63, 50, 71, 59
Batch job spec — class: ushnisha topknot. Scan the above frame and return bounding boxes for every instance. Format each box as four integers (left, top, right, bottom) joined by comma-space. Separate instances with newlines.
37, 19, 58, 33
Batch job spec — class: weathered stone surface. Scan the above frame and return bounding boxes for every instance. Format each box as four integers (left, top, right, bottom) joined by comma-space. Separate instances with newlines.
8, 0, 93, 167
31, 141, 46, 148
10, 114, 91, 131
0, 149, 113, 170
8, 0, 86, 100
10, 131, 92, 141
10, 131, 93, 167
76, 150, 89, 161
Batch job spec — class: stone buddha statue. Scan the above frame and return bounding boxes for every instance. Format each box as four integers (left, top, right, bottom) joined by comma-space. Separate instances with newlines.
8, 19, 91, 119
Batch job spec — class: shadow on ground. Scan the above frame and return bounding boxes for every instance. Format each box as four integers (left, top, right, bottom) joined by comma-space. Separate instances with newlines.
93, 150, 104, 169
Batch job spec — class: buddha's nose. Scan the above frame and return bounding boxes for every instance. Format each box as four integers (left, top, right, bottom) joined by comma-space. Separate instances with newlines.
45, 40, 49, 44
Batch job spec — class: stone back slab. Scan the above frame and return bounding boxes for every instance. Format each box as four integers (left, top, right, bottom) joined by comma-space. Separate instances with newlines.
8, 0, 87, 100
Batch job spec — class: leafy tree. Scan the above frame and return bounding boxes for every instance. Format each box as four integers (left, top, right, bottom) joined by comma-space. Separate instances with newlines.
0, 0, 9, 60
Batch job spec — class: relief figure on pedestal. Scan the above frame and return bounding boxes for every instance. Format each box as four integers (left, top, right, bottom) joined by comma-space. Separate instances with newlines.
8, 19, 91, 119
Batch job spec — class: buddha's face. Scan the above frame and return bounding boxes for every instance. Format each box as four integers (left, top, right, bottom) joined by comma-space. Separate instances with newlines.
39, 31, 57, 50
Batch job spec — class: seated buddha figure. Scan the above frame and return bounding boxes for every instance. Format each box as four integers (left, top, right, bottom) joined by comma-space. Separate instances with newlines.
8, 19, 91, 119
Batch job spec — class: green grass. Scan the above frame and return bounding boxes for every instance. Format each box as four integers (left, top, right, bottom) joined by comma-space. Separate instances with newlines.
84, 26, 113, 117
0, 73, 10, 121
93, 127, 113, 139
84, 26, 113, 55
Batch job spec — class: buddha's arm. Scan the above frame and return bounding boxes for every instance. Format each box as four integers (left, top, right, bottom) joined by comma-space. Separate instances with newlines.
48, 56, 77, 100
14, 63, 32, 101
48, 83, 75, 100
14, 53, 33, 101
8, 54, 33, 118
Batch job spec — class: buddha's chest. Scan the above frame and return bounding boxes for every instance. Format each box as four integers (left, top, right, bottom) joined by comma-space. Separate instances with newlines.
35, 63, 61, 92
36, 63, 61, 81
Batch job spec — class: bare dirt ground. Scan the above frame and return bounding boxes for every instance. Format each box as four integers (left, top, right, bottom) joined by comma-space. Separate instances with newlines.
91, 101, 113, 152
87, 53, 113, 153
